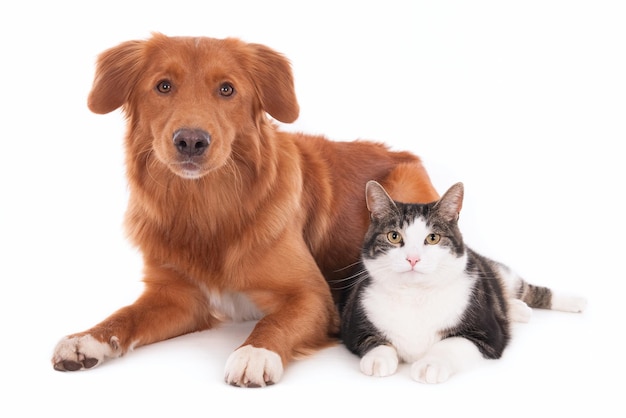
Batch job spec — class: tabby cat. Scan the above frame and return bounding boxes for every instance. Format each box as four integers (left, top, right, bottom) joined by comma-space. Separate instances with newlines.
340, 181, 586, 383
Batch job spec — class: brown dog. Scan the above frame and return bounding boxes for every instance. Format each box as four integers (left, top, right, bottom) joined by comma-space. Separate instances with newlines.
51, 33, 439, 387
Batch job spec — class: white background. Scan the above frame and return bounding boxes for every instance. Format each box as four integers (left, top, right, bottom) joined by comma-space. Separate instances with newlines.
1, 1, 624, 416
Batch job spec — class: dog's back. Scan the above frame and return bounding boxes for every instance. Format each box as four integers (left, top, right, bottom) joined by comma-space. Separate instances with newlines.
292, 133, 437, 289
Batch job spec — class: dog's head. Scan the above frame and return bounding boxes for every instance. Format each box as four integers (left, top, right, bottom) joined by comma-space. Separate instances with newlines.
88, 33, 299, 179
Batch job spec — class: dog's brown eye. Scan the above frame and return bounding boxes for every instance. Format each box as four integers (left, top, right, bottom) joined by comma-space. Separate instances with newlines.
156, 80, 172, 94
219, 83, 234, 97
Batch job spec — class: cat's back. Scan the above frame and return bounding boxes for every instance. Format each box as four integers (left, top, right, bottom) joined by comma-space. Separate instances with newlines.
465, 247, 521, 299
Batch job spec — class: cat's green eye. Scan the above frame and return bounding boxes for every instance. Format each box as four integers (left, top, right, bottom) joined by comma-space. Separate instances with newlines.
425, 233, 441, 245
387, 231, 402, 244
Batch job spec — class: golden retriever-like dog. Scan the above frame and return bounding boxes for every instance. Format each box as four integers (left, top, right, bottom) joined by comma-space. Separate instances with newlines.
51, 33, 439, 387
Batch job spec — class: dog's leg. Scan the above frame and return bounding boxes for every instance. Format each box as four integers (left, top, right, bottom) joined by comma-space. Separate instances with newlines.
223, 237, 338, 387
52, 266, 214, 371
223, 288, 336, 387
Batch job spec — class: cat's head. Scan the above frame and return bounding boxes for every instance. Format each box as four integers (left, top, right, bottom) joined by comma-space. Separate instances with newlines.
362, 181, 466, 284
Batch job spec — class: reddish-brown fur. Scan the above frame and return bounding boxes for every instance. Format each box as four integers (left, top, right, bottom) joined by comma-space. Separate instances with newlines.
52, 33, 439, 385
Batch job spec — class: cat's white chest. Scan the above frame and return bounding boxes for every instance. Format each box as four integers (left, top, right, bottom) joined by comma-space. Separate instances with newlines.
362, 275, 472, 363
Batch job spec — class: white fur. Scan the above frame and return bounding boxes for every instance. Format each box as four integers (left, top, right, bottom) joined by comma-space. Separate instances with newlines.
410, 337, 484, 384
360, 344, 399, 377
224, 344, 283, 387
498, 264, 524, 297
201, 287, 264, 322
52, 334, 121, 370
509, 298, 532, 323
362, 218, 473, 367
551, 292, 588, 313
494, 262, 587, 314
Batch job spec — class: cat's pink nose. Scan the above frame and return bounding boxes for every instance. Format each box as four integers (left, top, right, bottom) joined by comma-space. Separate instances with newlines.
407, 256, 420, 267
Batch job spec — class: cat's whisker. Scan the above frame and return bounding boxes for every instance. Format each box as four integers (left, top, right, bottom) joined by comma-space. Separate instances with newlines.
333, 261, 363, 273
329, 269, 370, 290
329, 272, 364, 284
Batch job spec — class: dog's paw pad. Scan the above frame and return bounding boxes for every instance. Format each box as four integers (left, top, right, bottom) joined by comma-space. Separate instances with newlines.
224, 345, 283, 387
51, 334, 120, 371
54, 360, 83, 372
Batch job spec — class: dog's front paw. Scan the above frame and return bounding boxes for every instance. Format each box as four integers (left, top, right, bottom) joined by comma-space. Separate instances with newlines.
224, 345, 283, 387
52, 334, 121, 371
360, 345, 398, 377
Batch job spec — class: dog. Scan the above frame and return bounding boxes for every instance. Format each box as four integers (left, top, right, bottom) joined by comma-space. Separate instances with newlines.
51, 33, 439, 387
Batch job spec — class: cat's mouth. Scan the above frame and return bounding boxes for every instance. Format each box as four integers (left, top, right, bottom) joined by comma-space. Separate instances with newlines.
396, 266, 426, 275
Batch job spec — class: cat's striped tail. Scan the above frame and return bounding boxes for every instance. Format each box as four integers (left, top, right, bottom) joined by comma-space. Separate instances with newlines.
516, 281, 587, 313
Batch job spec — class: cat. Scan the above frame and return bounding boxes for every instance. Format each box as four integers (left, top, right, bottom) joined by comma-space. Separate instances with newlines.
339, 180, 587, 383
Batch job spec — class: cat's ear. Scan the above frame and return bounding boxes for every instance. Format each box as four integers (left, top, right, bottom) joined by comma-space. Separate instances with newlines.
366, 181, 398, 221
435, 182, 464, 222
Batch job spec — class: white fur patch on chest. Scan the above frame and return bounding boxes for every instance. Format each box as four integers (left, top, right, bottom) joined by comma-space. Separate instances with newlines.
202, 287, 264, 322
362, 275, 472, 363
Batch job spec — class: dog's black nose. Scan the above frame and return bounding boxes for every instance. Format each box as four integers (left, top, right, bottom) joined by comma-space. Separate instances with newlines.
173, 128, 210, 156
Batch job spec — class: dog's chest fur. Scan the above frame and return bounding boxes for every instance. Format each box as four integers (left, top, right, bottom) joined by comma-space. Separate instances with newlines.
202, 287, 264, 322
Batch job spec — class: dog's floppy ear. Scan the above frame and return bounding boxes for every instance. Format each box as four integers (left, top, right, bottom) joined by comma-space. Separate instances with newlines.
247, 43, 300, 123
88, 40, 146, 114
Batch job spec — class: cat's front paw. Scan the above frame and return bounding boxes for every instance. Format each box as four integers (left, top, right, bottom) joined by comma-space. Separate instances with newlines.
360, 345, 399, 377
411, 358, 452, 384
